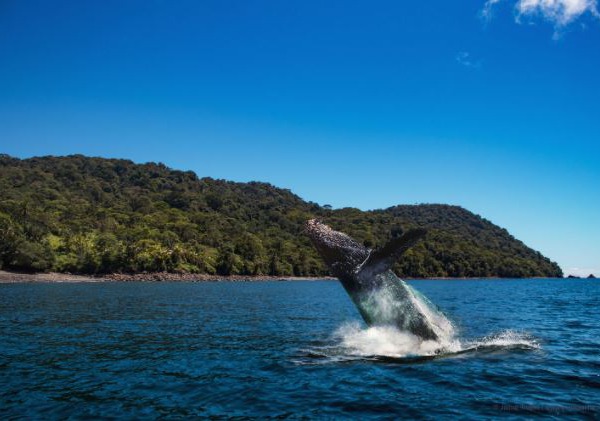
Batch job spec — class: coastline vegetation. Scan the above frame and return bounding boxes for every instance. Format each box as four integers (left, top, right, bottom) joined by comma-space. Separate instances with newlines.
0, 154, 563, 278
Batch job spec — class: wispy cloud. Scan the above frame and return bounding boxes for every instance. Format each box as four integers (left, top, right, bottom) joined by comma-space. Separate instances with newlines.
456, 52, 482, 69
482, 0, 600, 34
481, 0, 503, 20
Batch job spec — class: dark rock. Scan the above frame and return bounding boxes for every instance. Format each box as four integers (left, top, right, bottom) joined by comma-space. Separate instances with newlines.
588, 274, 596, 279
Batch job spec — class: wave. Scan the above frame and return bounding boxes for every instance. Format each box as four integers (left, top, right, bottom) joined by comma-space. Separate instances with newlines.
461, 330, 541, 352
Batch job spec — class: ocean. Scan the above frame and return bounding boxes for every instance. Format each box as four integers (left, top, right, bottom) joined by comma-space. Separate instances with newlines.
1, 279, 598, 419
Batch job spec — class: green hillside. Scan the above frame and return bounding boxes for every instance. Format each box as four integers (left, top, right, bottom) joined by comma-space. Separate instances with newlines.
0, 154, 562, 278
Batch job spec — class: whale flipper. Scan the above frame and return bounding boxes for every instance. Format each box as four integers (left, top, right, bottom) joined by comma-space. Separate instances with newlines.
358, 228, 427, 279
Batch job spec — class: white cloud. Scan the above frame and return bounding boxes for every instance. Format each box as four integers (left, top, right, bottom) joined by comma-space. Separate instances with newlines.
518, 0, 599, 25
483, 0, 600, 27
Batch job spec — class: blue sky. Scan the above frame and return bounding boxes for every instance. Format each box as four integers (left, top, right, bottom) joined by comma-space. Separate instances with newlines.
1, 0, 598, 276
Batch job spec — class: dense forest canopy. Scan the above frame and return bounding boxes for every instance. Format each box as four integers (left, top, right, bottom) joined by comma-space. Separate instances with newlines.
0, 154, 562, 278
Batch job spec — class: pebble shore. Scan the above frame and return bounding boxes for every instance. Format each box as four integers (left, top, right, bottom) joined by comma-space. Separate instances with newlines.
0, 270, 334, 283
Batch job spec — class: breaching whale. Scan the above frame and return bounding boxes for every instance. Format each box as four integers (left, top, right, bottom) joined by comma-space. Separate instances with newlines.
305, 219, 453, 341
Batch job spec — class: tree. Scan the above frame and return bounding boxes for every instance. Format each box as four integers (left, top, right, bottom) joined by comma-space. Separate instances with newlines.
0, 213, 21, 269
216, 246, 242, 276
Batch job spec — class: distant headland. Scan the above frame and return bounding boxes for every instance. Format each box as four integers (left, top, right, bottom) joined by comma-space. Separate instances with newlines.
0, 154, 563, 279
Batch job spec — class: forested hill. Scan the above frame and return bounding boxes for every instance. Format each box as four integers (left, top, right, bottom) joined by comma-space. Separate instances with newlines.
0, 154, 562, 278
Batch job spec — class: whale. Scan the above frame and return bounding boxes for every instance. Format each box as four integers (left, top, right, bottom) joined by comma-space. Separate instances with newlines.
305, 219, 453, 341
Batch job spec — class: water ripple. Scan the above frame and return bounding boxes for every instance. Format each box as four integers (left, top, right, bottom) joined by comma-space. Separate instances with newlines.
1, 279, 599, 419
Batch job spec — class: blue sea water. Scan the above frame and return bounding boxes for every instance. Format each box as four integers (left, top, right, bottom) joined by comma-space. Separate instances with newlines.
0, 279, 599, 419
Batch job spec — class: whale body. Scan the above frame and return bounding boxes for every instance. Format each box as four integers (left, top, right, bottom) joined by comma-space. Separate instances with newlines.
305, 219, 453, 341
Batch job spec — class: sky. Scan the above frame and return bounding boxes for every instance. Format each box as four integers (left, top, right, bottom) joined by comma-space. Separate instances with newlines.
0, 0, 598, 276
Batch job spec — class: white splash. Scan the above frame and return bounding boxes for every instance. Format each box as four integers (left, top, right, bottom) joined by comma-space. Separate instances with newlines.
357, 273, 456, 342
327, 323, 539, 360
334, 322, 462, 358
405, 283, 456, 341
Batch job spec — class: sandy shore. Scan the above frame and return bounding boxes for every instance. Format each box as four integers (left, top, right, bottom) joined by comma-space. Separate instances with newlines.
0, 270, 335, 283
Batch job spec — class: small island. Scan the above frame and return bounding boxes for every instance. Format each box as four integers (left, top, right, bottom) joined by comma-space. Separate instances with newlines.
567, 274, 597, 279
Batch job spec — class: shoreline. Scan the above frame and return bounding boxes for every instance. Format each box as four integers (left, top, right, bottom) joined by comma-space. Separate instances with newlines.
0, 270, 569, 283
0, 270, 337, 283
